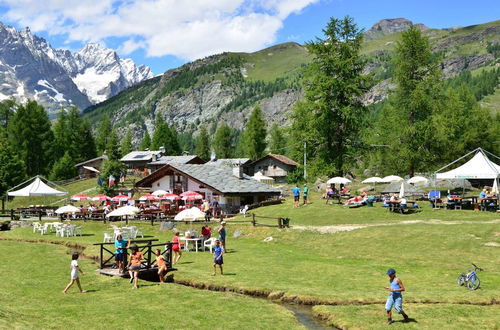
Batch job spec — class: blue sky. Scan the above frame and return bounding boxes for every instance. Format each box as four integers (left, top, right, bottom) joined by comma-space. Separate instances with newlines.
0, 0, 498, 75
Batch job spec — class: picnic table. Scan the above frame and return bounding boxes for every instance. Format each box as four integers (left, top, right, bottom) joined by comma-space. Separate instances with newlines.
386, 201, 416, 214
478, 197, 498, 211
180, 236, 203, 252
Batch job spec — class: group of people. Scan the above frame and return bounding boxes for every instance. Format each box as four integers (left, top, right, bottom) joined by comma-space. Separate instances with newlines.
292, 184, 309, 207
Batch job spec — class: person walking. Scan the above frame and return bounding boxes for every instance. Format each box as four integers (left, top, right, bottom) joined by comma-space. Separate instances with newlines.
217, 221, 227, 252
127, 244, 144, 289
303, 184, 309, 205
211, 240, 224, 276
384, 268, 410, 325
152, 249, 167, 283
63, 252, 86, 293
171, 232, 182, 264
292, 184, 300, 208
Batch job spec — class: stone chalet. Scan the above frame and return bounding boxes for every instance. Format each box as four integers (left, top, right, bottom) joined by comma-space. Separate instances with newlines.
148, 155, 205, 172
135, 163, 281, 212
249, 154, 299, 183
75, 154, 108, 178
207, 158, 253, 175
120, 150, 163, 174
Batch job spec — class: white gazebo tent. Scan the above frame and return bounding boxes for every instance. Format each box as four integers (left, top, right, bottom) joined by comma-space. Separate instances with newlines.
435, 148, 500, 196
7, 176, 67, 197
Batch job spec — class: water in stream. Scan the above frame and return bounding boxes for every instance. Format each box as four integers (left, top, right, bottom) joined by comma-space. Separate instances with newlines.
280, 303, 331, 329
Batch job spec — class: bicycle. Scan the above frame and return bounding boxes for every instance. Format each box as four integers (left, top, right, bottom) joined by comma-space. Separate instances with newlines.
457, 263, 484, 290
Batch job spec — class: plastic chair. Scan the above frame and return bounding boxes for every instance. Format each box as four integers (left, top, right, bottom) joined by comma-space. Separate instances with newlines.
203, 238, 217, 253
32, 222, 42, 233
103, 232, 113, 243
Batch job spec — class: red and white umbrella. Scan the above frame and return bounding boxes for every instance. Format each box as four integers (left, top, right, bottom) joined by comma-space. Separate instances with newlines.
184, 196, 200, 202
139, 194, 158, 201
111, 194, 130, 203
92, 194, 111, 201
160, 193, 181, 201
180, 191, 203, 200
71, 194, 90, 201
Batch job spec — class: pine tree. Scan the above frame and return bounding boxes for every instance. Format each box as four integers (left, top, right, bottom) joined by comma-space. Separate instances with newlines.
78, 118, 97, 160
0, 136, 26, 198
8, 100, 54, 176
195, 125, 210, 161
0, 99, 16, 131
99, 129, 125, 194
213, 123, 233, 158
269, 123, 286, 154
290, 16, 368, 177
106, 130, 121, 161
96, 116, 112, 154
49, 151, 77, 180
151, 116, 180, 154
242, 106, 267, 159
52, 108, 69, 159
120, 129, 133, 157
139, 130, 151, 150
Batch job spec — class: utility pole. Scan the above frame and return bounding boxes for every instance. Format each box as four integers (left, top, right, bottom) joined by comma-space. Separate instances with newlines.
303, 142, 307, 181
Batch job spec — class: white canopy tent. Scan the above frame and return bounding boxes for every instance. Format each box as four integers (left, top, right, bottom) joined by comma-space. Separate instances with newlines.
435, 148, 500, 180
7, 176, 67, 197
252, 171, 275, 185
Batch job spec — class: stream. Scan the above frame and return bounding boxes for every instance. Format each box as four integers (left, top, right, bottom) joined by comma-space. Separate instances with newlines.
280, 303, 331, 329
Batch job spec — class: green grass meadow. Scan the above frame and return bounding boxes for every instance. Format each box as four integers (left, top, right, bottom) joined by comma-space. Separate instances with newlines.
1, 184, 499, 329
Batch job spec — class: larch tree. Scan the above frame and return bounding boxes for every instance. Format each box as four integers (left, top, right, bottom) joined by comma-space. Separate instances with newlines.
213, 123, 233, 159
96, 116, 112, 155
195, 125, 210, 161
242, 106, 267, 159
139, 130, 151, 150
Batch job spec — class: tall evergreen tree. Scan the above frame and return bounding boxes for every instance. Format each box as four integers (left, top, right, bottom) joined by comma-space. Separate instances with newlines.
269, 123, 287, 154
120, 129, 133, 157
151, 116, 180, 154
49, 151, 77, 180
290, 16, 368, 177
0, 136, 26, 198
106, 130, 121, 161
52, 108, 69, 159
0, 99, 16, 131
195, 125, 210, 161
380, 25, 442, 176
213, 123, 233, 158
139, 130, 151, 150
96, 116, 112, 154
8, 100, 54, 176
78, 118, 97, 160
99, 129, 125, 194
242, 106, 267, 159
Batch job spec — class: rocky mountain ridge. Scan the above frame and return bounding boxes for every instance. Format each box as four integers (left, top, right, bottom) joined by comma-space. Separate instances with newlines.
0, 22, 153, 116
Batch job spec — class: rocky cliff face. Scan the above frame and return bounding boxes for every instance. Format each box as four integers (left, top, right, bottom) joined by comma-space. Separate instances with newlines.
364, 18, 428, 41
0, 22, 153, 116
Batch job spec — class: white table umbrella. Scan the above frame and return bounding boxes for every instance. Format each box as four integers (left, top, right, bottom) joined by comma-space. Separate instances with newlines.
407, 176, 429, 184
174, 207, 205, 221
492, 178, 499, 195
152, 190, 168, 196
399, 182, 405, 198
55, 205, 80, 214
106, 205, 140, 218
326, 177, 352, 185
382, 175, 404, 183
362, 177, 383, 184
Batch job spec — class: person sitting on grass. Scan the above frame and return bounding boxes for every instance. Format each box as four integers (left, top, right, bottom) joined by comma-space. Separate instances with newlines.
127, 244, 143, 289
152, 249, 167, 283
63, 252, 86, 294
384, 268, 409, 325
212, 240, 224, 276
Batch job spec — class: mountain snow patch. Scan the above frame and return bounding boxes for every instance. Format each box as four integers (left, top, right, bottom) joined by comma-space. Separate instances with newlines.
73, 68, 119, 104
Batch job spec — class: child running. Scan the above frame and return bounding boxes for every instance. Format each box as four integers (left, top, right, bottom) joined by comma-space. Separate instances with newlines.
211, 240, 224, 276
152, 249, 167, 283
384, 268, 409, 325
63, 252, 86, 293
171, 232, 182, 264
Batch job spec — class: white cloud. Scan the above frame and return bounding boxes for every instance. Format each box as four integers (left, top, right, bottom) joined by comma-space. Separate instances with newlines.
0, 0, 317, 61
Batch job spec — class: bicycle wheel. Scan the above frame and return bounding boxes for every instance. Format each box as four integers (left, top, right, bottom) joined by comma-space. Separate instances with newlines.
457, 274, 466, 286
467, 275, 480, 290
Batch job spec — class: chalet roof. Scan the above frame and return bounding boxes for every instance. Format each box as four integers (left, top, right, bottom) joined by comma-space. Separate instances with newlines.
136, 164, 280, 195
251, 154, 299, 167
75, 155, 108, 167
148, 155, 205, 166
208, 158, 252, 167
121, 150, 162, 162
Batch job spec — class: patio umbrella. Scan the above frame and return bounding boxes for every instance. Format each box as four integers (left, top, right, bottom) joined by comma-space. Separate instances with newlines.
180, 191, 203, 200
111, 195, 130, 203
139, 194, 158, 201
492, 178, 499, 195
160, 193, 181, 201
407, 176, 429, 185
55, 205, 80, 214
362, 177, 383, 184
152, 190, 168, 196
71, 194, 90, 201
382, 175, 404, 183
174, 207, 205, 221
106, 205, 140, 218
92, 194, 111, 201
399, 182, 405, 198
326, 177, 352, 185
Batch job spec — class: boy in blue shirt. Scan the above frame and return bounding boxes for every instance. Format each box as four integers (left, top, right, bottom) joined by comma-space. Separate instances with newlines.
385, 268, 409, 325
211, 240, 224, 276
292, 184, 300, 208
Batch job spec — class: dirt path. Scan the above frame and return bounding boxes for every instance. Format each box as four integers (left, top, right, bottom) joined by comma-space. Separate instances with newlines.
292, 219, 500, 234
